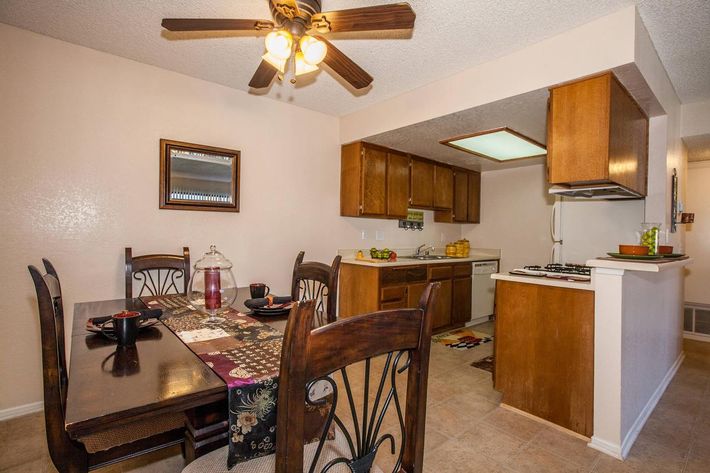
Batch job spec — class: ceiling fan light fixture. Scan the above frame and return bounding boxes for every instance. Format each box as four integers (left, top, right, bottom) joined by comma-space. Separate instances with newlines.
299, 35, 327, 65
294, 51, 319, 76
262, 52, 287, 74
265, 30, 293, 60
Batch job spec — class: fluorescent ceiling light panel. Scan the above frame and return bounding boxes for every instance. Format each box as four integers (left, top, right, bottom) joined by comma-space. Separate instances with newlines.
441, 128, 546, 162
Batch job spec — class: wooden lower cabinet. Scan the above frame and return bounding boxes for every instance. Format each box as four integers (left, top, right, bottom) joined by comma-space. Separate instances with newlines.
494, 280, 594, 437
431, 279, 452, 329
407, 282, 428, 308
339, 262, 473, 333
452, 277, 472, 324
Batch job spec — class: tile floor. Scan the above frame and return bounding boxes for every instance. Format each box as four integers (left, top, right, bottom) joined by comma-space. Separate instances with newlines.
1, 323, 709, 473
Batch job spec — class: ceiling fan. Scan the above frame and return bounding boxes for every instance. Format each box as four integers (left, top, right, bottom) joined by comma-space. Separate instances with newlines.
161, 0, 416, 90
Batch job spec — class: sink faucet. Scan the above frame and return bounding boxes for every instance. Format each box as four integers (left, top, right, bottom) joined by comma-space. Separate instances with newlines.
415, 244, 435, 256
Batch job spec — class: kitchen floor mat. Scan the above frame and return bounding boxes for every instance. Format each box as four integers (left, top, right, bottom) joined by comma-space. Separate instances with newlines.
432, 328, 493, 350
471, 355, 495, 373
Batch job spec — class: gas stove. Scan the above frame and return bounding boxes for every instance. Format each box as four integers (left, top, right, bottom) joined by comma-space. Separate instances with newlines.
510, 263, 592, 282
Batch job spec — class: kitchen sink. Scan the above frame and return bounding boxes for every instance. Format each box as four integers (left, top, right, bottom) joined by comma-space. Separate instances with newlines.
400, 255, 457, 261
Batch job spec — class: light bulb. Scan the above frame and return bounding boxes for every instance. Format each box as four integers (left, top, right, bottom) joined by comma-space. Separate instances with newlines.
299, 35, 327, 65
294, 51, 318, 76
262, 52, 286, 74
265, 30, 293, 60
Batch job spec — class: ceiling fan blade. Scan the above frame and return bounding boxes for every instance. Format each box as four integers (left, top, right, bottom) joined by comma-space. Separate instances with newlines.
249, 60, 278, 89
315, 36, 373, 90
270, 0, 300, 20
161, 18, 274, 32
310, 3, 415, 33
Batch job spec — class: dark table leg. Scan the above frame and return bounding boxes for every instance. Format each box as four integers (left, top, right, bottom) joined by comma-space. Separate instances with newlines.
183, 400, 229, 464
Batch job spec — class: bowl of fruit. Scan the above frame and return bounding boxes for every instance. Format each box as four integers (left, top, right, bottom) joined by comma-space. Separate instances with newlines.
369, 247, 397, 262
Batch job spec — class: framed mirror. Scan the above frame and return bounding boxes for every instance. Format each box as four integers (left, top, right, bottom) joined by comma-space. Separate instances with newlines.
160, 139, 240, 212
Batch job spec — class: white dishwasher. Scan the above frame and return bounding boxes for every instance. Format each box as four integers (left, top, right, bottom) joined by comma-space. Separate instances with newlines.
471, 261, 499, 320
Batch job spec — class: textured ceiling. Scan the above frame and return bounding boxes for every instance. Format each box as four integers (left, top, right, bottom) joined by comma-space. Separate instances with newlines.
366, 89, 549, 172
684, 134, 710, 162
1, 0, 708, 116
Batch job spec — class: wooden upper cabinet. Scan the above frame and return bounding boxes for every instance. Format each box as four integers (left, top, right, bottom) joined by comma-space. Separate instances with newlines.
547, 72, 648, 195
467, 171, 481, 224
386, 150, 409, 219
409, 157, 435, 208
342, 141, 481, 222
341, 142, 405, 219
434, 168, 481, 224
453, 170, 469, 222
433, 164, 453, 210
360, 145, 387, 216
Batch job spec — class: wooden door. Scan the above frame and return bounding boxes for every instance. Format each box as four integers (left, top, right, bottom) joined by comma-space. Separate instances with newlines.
410, 158, 434, 208
386, 151, 410, 219
431, 279, 452, 329
467, 171, 481, 223
360, 145, 387, 216
407, 282, 428, 309
452, 277, 472, 324
433, 164, 453, 210
453, 170, 468, 222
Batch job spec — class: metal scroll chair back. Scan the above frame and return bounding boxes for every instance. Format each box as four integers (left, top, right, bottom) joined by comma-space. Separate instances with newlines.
276, 282, 439, 473
291, 251, 342, 328
28, 259, 88, 473
124, 247, 190, 299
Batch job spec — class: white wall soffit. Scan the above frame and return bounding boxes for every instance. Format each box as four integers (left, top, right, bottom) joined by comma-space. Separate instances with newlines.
632, 9, 681, 117
339, 6, 637, 144
681, 99, 710, 138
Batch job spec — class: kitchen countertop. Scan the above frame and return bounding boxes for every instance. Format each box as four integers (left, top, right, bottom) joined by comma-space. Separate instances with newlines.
338, 247, 501, 268
586, 257, 691, 273
491, 272, 594, 291
341, 254, 499, 268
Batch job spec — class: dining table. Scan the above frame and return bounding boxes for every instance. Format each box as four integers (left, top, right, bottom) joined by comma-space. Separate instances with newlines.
65, 289, 293, 466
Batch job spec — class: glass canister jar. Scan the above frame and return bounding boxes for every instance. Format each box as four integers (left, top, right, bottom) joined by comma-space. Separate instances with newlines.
187, 245, 238, 324
639, 223, 661, 256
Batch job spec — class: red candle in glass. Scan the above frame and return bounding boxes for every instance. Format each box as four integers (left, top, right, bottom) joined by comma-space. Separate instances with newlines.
204, 268, 221, 311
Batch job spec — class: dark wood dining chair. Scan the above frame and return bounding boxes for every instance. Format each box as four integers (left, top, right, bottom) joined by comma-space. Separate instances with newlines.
28, 259, 185, 473
183, 282, 439, 473
291, 251, 342, 327
125, 246, 191, 299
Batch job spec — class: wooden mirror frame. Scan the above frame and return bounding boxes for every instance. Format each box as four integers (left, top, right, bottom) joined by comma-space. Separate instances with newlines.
159, 139, 240, 212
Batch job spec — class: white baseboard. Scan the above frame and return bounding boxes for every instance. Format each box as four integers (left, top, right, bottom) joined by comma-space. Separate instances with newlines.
0, 401, 43, 422
683, 332, 710, 342
588, 351, 684, 460
619, 351, 685, 458
466, 315, 493, 327
588, 436, 623, 460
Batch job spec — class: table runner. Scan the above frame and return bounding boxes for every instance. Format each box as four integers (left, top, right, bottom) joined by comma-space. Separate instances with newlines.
142, 295, 327, 468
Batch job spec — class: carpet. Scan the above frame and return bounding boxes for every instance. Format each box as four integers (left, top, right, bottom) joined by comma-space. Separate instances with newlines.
471, 355, 495, 373
433, 328, 493, 350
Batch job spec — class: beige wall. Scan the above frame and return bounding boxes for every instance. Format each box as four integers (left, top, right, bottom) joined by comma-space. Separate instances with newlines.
0, 24, 462, 413
685, 161, 710, 304
462, 165, 554, 273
